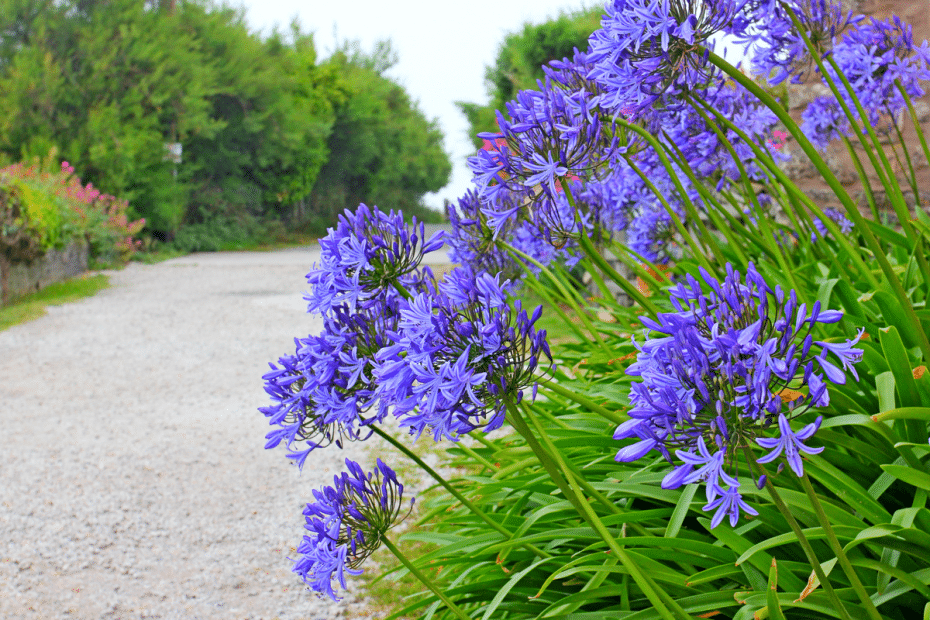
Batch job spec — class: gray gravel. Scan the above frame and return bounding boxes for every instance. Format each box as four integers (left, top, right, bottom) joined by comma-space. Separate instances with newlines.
0, 247, 408, 620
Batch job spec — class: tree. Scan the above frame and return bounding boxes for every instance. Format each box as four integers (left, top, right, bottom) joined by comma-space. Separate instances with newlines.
0, 0, 344, 234
309, 41, 452, 218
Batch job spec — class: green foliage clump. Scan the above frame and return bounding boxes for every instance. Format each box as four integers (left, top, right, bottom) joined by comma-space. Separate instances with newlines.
0, 150, 144, 266
457, 6, 603, 148
309, 40, 452, 219
0, 0, 450, 241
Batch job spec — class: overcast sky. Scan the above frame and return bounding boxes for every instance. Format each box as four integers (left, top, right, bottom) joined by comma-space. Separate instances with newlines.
237, 0, 599, 211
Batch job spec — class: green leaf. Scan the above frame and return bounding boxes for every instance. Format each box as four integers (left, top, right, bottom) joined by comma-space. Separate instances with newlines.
868, 457, 906, 500
872, 407, 930, 423
766, 559, 787, 620
735, 526, 858, 567
700, 517, 806, 592
830, 278, 868, 322
877, 508, 922, 594
870, 567, 930, 607
664, 484, 698, 538
804, 457, 892, 524
876, 371, 897, 413
880, 326, 921, 407
480, 557, 552, 620
685, 563, 745, 586
863, 219, 911, 249
881, 464, 930, 492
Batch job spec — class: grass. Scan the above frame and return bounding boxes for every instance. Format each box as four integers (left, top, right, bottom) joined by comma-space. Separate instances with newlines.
0, 274, 110, 332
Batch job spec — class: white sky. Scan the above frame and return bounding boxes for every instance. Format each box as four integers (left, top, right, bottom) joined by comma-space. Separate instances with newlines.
237, 0, 600, 211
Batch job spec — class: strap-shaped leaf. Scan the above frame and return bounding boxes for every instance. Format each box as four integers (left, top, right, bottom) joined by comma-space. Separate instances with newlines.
664, 483, 698, 538
804, 457, 892, 524
699, 517, 806, 592
880, 326, 921, 408
735, 526, 858, 567
479, 557, 552, 620
766, 559, 788, 620
881, 464, 930, 492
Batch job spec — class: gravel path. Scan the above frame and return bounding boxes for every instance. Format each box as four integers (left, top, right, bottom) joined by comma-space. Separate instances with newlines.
0, 247, 414, 620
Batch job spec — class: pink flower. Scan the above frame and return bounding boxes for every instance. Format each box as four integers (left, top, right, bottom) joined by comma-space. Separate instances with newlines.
768, 130, 789, 150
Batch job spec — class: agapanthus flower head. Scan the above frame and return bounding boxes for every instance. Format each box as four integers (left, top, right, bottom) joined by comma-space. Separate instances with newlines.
446, 189, 525, 283
616, 262, 863, 526
374, 268, 553, 441
588, 0, 742, 115
627, 203, 680, 264
467, 73, 619, 237
305, 203, 444, 316
261, 296, 406, 468
292, 458, 411, 601
739, 0, 861, 85
647, 80, 788, 186
801, 15, 930, 148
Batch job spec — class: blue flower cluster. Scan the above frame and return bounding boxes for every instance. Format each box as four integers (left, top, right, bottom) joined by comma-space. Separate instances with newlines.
587, 0, 742, 115
445, 188, 580, 283
467, 50, 618, 242
262, 204, 552, 464
740, 0, 861, 85
800, 16, 930, 149
292, 458, 409, 600
377, 268, 552, 441
451, 10, 789, 277
812, 207, 854, 242
305, 204, 444, 316
261, 205, 441, 467
615, 263, 863, 527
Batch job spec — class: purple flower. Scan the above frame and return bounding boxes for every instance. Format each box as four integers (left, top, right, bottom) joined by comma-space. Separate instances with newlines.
588, 0, 744, 116
800, 16, 930, 149
260, 295, 408, 467
467, 55, 619, 241
705, 481, 759, 528
305, 204, 444, 316
615, 263, 863, 526
291, 458, 410, 600
374, 268, 553, 442
446, 187, 583, 284
810, 207, 854, 242
756, 414, 825, 476
738, 0, 861, 85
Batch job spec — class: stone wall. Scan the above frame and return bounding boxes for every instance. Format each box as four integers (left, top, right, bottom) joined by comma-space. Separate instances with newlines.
0, 240, 89, 306
783, 0, 930, 214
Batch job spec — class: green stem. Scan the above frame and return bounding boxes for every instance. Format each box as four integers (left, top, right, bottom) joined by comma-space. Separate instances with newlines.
501, 240, 612, 352
616, 134, 721, 275
681, 96, 801, 293
538, 378, 625, 424
390, 278, 413, 301
521, 274, 590, 343
898, 80, 930, 176
842, 136, 881, 223
576, 233, 661, 316
605, 239, 671, 297
530, 404, 623, 516
702, 53, 930, 360
760, 471, 853, 620
370, 426, 550, 559
381, 536, 475, 620
799, 472, 883, 620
